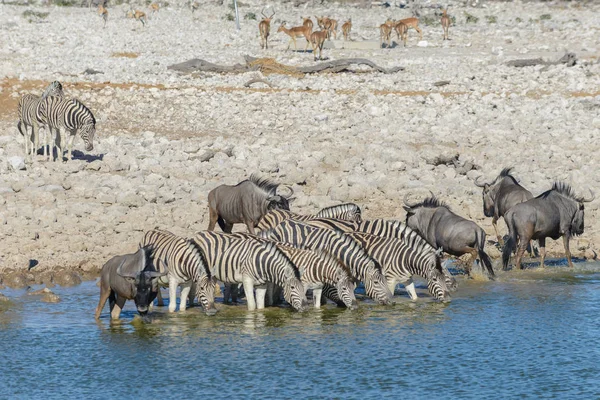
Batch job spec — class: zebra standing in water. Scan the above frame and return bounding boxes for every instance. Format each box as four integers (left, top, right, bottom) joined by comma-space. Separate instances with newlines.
263, 220, 393, 305
315, 203, 362, 222
348, 232, 451, 302
16, 81, 64, 161
192, 231, 308, 311
140, 229, 217, 315
38, 96, 96, 162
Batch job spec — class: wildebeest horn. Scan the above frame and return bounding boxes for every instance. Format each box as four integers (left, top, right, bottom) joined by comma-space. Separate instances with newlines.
116, 259, 136, 279
474, 176, 488, 187
281, 185, 294, 198
403, 193, 418, 208
582, 189, 595, 203
428, 190, 435, 199
146, 270, 167, 278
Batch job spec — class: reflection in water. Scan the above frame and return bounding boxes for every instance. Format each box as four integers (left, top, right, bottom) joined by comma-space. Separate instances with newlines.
1, 263, 600, 397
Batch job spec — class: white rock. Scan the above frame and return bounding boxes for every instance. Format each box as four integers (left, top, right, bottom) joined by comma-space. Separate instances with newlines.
8, 156, 26, 171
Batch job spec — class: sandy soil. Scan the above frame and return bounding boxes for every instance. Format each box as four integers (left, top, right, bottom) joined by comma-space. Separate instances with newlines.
1, 0, 599, 286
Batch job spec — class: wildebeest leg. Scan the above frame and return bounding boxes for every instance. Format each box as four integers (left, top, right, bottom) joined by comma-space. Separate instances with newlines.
223, 283, 239, 304
245, 220, 256, 235
538, 238, 546, 269
207, 206, 218, 231
563, 235, 573, 268
514, 241, 528, 270
492, 216, 503, 245
402, 278, 417, 300
95, 287, 112, 319
217, 218, 234, 233
242, 275, 256, 311
111, 295, 126, 320
156, 289, 164, 306
468, 248, 479, 276
179, 281, 193, 311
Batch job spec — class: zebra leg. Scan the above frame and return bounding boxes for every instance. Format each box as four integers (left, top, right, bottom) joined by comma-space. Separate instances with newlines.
403, 278, 418, 300
387, 279, 397, 297
242, 276, 256, 311
179, 282, 193, 311
168, 276, 179, 312
67, 130, 77, 161
255, 285, 267, 309
313, 288, 323, 308
53, 128, 62, 162
32, 122, 39, 159
17, 121, 29, 161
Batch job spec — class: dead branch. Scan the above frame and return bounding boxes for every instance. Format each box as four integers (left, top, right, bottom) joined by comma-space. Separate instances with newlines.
506, 52, 577, 68
244, 78, 273, 88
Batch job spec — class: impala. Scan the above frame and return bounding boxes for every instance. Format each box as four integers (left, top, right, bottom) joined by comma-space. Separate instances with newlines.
259, 9, 276, 49
398, 17, 422, 41
310, 30, 328, 61
441, 9, 450, 40
341, 19, 352, 41
277, 22, 311, 52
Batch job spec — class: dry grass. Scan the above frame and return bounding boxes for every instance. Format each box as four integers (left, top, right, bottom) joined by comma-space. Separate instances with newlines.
111, 52, 139, 58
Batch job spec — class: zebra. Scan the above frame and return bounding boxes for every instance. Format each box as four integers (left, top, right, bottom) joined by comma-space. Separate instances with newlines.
256, 204, 361, 232
38, 96, 96, 162
232, 233, 358, 309
315, 203, 362, 222
140, 229, 217, 315
286, 217, 458, 292
191, 231, 308, 311
348, 232, 451, 302
263, 220, 393, 305
16, 81, 64, 161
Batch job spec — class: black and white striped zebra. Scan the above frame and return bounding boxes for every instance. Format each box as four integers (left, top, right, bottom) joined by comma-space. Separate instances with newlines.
38, 96, 96, 162
16, 81, 64, 161
140, 229, 217, 315
263, 220, 393, 305
348, 232, 451, 302
287, 217, 458, 292
315, 203, 362, 222
233, 232, 358, 309
192, 231, 308, 311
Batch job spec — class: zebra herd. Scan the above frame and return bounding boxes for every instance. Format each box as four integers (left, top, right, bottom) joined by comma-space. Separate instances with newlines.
17, 81, 96, 163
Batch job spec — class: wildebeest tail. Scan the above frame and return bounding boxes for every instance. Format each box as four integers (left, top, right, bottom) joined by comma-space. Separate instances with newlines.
476, 230, 495, 278
217, 216, 229, 233
502, 212, 518, 270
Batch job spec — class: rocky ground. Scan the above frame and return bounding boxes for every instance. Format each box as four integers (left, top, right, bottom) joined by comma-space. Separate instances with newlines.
1, 0, 599, 287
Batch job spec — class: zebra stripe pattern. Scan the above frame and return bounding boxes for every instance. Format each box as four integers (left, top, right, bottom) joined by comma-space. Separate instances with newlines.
192, 231, 308, 311
140, 229, 217, 314
348, 232, 451, 302
256, 209, 310, 232
17, 81, 64, 160
289, 217, 458, 292
315, 203, 362, 222
264, 220, 393, 305
39, 96, 96, 161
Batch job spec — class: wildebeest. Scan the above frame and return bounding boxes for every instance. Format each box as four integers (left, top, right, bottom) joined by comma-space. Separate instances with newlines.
502, 182, 593, 270
207, 174, 294, 234
403, 194, 495, 278
95, 245, 166, 320
475, 167, 533, 244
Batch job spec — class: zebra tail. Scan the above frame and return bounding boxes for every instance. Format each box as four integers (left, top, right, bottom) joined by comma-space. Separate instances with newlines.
502, 216, 518, 271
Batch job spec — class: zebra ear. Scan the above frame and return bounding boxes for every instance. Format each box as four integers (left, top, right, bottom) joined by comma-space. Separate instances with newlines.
435, 247, 444, 257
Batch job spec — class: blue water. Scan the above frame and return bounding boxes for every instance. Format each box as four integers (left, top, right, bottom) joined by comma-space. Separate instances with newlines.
1, 263, 600, 399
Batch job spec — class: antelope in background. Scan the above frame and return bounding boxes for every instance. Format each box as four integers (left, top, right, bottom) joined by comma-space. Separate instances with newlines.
317, 16, 338, 40
97, 4, 108, 28
441, 9, 450, 40
302, 16, 313, 31
150, 2, 160, 13
379, 19, 395, 48
134, 10, 147, 26
277, 22, 312, 52
259, 8, 275, 49
190, 1, 199, 13
341, 19, 352, 41
394, 21, 408, 47
310, 30, 328, 61
398, 16, 422, 42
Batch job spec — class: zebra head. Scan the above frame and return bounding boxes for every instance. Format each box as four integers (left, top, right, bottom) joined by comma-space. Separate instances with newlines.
196, 275, 218, 316
80, 122, 95, 152
41, 81, 64, 99
364, 261, 393, 306
335, 275, 358, 310
282, 277, 309, 312
427, 269, 451, 303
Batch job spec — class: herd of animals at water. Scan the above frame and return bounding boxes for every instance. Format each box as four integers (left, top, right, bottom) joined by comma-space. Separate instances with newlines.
14, 82, 594, 320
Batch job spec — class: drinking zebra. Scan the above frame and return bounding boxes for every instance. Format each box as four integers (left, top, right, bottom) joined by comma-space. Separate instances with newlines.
256, 204, 362, 232
233, 233, 358, 309
140, 229, 217, 315
348, 232, 451, 302
16, 81, 64, 161
38, 96, 96, 162
263, 220, 393, 305
192, 231, 308, 311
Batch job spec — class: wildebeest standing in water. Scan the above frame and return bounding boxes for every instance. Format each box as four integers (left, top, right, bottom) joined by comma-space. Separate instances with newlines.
207, 174, 294, 234
474, 167, 533, 245
403, 194, 495, 278
502, 182, 593, 270
95, 245, 166, 320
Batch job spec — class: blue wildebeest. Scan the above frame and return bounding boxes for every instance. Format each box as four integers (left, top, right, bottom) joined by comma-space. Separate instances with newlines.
502, 182, 593, 270
403, 194, 495, 278
95, 245, 166, 320
474, 167, 533, 244
207, 174, 294, 234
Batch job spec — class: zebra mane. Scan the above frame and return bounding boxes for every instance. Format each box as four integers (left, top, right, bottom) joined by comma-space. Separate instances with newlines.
315, 203, 361, 217
262, 241, 301, 280
248, 173, 279, 195
70, 98, 96, 124
310, 247, 355, 279
186, 238, 213, 278
539, 181, 584, 202
328, 226, 384, 273
41, 81, 64, 99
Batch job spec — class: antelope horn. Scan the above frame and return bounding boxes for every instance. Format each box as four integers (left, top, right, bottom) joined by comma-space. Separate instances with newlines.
474, 176, 488, 187
582, 189, 595, 203
261, 8, 266, 18
270, 10, 275, 18
403, 192, 418, 208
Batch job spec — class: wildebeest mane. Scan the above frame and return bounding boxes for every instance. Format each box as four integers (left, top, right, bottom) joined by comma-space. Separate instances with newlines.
538, 182, 584, 202
247, 173, 279, 195
139, 244, 156, 270
410, 196, 451, 210
497, 167, 519, 185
